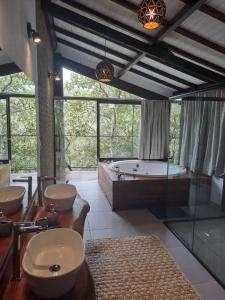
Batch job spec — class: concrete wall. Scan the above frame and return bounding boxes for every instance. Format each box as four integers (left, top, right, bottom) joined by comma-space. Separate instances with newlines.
35, 0, 55, 177
0, 0, 37, 82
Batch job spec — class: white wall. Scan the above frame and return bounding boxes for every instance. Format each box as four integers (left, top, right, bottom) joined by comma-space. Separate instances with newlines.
0, 0, 37, 82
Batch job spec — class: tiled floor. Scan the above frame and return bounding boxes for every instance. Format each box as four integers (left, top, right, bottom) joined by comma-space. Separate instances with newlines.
69, 178, 225, 300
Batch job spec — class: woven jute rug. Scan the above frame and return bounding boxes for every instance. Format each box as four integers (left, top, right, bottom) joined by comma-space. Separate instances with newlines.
86, 235, 202, 300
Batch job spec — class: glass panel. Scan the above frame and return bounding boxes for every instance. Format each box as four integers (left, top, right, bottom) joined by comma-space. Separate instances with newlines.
57, 99, 97, 171
10, 97, 37, 173
100, 103, 141, 158
11, 136, 37, 172
0, 99, 8, 160
167, 98, 225, 286
65, 137, 97, 169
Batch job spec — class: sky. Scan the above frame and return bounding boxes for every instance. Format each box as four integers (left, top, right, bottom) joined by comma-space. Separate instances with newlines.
63, 68, 73, 84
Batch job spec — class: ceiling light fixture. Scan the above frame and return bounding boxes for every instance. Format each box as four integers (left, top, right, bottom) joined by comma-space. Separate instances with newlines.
138, 0, 166, 30
48, 71, 61, 81
96, 39, 114, 83
27, 22, 41, 44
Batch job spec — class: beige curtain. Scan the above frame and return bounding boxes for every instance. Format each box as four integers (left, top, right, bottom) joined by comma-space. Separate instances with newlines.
179, 90, 225, 176
139, 100, 169, 160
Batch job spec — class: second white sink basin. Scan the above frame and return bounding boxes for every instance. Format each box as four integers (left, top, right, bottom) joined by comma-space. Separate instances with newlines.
22, 228, 85, 299
44, 184, 77, 211
0, 186, 25, 215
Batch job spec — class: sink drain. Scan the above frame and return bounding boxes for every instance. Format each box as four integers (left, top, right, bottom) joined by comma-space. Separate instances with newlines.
49, 264, 61, 272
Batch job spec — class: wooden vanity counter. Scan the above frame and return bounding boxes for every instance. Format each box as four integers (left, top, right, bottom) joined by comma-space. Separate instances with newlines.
2, 197, 96, 300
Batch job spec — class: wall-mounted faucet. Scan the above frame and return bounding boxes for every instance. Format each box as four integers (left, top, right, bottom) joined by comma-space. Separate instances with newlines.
12, 221, 48, 281
12, 176, 32, 205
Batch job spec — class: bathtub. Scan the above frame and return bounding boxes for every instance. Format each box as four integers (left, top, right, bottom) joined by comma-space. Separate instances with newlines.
98, 161, 190, 211
109, 160, 186, 178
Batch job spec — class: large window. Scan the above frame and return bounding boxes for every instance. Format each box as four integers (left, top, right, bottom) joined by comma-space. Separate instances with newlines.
0, 95, 37, 173
54, 99, 141, 171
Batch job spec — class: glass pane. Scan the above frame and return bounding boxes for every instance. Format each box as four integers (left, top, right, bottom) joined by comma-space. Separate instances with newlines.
65, 137, 97, 169
11, 136, 37, 172
10, 97, 37, 172
100, 103, 141, 158
167, 99, 225, 286
0, 99, 8, 160
64, 100, 97, 170
100, 137, 133, 158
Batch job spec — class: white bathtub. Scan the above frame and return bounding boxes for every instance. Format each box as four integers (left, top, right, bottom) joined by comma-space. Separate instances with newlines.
109, 160, 186, 177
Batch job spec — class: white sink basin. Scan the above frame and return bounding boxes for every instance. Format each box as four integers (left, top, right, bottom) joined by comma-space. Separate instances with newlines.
44, 184, 77, 211
22, 228, 85, 299
0, 186, 25, 215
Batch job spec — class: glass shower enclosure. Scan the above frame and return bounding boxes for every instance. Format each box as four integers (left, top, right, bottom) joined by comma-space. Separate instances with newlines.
166, 94, 225, 287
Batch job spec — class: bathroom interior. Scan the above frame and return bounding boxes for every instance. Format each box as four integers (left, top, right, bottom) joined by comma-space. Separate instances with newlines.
0, 0, 225, 299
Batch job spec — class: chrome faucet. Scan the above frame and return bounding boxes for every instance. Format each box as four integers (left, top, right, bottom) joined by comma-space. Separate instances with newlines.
12, 221, 48, 281
12, 176, 33, 205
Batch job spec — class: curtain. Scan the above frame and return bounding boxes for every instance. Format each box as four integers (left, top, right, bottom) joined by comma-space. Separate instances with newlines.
179, 96, 225, 176
139, 100, 169, 160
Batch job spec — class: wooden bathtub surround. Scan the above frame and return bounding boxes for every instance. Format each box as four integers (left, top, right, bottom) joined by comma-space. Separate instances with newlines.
2, 195, 96, 300
98, 162, 190, 211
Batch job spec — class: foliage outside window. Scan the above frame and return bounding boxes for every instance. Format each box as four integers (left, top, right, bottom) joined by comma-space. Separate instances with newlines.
0, 73, 36, 173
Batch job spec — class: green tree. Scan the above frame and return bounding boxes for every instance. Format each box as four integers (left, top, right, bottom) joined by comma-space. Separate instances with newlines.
0, 72, 36, 172
61, 72, 141, 169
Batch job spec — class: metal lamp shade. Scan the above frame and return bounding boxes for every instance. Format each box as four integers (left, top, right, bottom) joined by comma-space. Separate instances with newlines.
138, 0, 166, 30
96, 60, 114, 83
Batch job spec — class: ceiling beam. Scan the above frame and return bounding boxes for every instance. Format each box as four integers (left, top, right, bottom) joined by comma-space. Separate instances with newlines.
43, 1, 225, 83
55, 0, 225, 76
55, 26, 196, 87
168, 45, 225, 75
119, 0, 207, 79
57, 37, 179, 90
157, 0, 207, 42
58, 57, 168, 100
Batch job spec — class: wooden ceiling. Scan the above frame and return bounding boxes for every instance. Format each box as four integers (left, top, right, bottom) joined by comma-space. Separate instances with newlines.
42, 0, 225, 99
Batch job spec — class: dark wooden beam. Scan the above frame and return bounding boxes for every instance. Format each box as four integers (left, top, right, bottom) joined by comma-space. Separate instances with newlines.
157, 0, 207, 42
58, 56, 167, 100
57, 37, 179, 90
55, 26, 196, 87
168, 45, 225, 75
0, 63, 21, 76
117, 53, 145, 79
119, 0, 207, 80
44, 1, 225, 82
